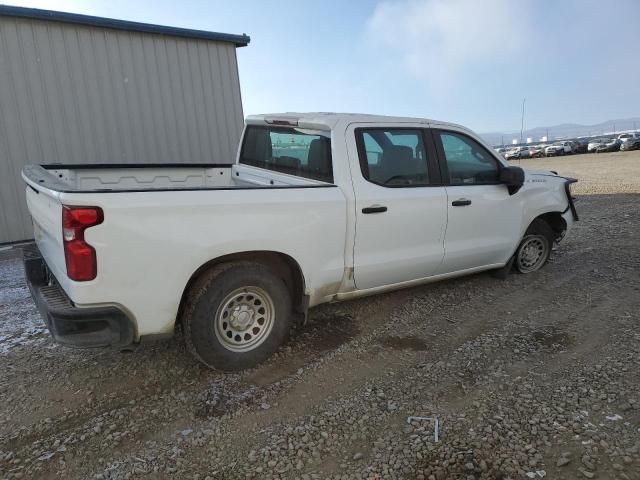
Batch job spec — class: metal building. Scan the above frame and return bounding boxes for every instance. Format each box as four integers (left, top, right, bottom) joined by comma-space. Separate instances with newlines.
0, 6, 249, 244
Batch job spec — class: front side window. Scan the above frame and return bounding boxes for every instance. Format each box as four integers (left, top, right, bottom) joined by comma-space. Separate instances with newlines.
356, 129, 430, 186
436, 131, 500, 185
240, 126, 333, 183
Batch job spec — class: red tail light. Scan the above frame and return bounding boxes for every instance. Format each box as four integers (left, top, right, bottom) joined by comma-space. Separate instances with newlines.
62, 206, 103, 281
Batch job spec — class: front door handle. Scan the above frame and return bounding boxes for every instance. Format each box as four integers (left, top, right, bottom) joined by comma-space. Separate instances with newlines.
362, 205, 387, 214
451, 199, 472, 207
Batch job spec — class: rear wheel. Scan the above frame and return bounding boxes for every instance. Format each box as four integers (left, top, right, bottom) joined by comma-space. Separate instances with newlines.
514, 219, 554, 274
182, 262, 292, 371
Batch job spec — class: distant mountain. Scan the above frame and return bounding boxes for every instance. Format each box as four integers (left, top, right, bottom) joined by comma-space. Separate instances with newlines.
481, 117, 640, 146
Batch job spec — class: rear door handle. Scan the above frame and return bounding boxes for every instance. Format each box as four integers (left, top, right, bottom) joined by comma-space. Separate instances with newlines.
362, 205, 387, 214
451, 199, 472, 207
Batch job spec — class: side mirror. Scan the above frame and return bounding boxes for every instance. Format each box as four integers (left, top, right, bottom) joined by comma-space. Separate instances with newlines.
500, 166, 524, 194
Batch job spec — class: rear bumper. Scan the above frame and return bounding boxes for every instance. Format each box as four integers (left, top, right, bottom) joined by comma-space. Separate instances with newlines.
23, 245, 135, 348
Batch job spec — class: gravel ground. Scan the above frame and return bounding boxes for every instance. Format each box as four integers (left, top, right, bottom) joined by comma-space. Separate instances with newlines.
0, 151, 639, 480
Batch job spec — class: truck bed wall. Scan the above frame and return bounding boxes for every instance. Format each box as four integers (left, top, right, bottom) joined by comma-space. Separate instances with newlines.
50, 166, 236, 190
24, 164, 326, 192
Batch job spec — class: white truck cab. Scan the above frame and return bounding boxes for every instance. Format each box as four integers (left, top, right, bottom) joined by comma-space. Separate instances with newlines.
22, 113, 578, 370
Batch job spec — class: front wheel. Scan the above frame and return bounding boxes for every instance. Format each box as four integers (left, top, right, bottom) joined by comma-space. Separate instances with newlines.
514, 219, 553, 274
182, 262, 292, 371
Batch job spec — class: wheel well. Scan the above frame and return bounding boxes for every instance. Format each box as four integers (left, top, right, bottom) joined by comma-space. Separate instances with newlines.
176, 251, 306, 326
533, 212, 567, 240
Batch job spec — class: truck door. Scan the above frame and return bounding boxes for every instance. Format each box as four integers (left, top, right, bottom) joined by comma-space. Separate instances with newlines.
347, 125, 448, 290
430, 127, 522, 273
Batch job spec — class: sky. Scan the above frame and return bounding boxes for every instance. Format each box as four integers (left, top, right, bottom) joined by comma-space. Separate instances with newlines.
6, 0, 640, 133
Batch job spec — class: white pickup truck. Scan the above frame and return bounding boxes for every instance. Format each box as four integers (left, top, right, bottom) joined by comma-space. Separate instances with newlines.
22, 113, 578, 370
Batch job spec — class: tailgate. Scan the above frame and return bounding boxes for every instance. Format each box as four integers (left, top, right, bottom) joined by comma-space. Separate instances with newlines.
24, 181, 67, 284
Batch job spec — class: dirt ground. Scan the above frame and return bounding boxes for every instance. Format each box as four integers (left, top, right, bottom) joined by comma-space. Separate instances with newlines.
514, 149, 640, 194
0, 151, 638, 480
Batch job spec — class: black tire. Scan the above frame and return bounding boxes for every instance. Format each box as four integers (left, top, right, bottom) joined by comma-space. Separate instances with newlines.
514, 219, 554, 274
182, 262, 292, 371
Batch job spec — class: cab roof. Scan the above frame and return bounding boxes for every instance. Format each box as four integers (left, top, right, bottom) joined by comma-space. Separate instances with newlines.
246, 112, 467, 132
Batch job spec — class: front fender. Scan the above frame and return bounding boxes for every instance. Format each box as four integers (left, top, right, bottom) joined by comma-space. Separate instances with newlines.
517, 174, 576, 238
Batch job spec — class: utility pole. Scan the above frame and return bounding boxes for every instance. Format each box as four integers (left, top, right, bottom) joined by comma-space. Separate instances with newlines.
520, 98, 526, 143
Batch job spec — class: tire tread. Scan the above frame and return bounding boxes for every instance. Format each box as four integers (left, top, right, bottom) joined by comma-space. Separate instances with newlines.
181, 261, 291, 371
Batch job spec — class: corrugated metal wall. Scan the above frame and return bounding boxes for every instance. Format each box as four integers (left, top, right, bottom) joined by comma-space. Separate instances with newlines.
0, 16, 244, 243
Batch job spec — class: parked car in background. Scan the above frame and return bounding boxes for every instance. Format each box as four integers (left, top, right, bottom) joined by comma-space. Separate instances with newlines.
529, 145, 545, 158
569, 141, 581, 153
545, 144, 563, 157
560, 141, 574, 154
494, 147, 507, 157
505, 146, 530, 160
588, 138, 606, 153
617, 133, 639, 144
595, 138, 620, 153
21, 112, 578, 370
572, 139, 589, 154
545, 141, 572, 156
620, 137, 640, 151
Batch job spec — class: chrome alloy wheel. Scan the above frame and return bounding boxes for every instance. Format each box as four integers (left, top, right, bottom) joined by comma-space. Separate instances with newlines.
214, 286, 275, 352
516, 235, 549, 273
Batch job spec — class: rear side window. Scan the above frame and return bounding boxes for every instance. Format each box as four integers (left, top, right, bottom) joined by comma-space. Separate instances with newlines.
239, 126, 333, 183
356, 129, 431, 187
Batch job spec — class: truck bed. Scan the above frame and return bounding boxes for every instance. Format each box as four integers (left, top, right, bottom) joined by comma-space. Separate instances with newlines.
21, 161, 346, 339
22, 163, 327, 193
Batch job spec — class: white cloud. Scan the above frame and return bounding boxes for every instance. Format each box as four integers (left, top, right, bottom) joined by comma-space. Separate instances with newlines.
367, 0, 528, 81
